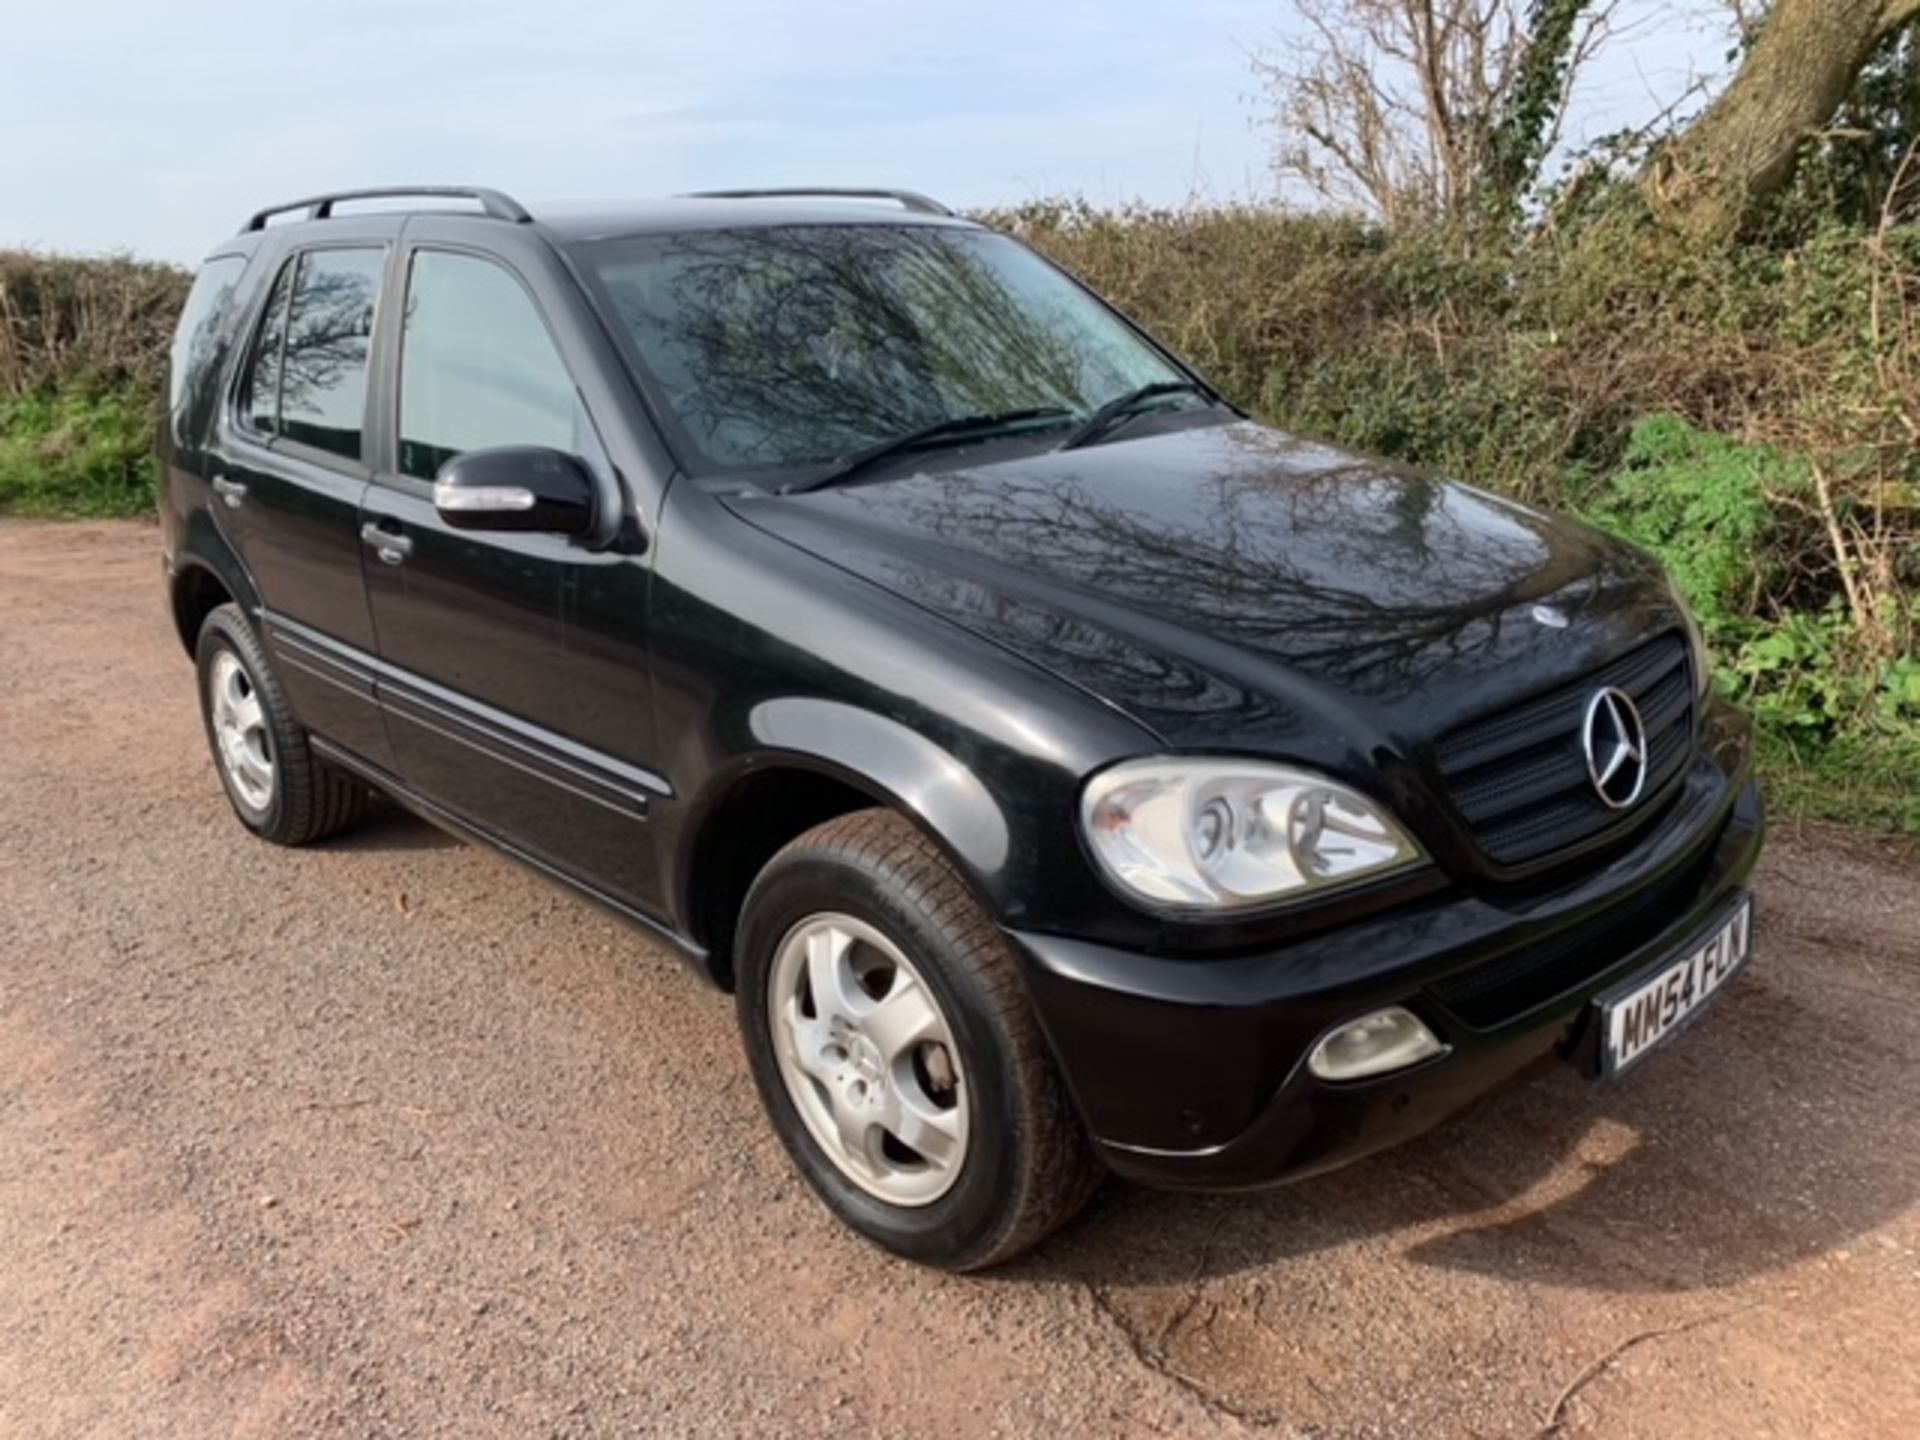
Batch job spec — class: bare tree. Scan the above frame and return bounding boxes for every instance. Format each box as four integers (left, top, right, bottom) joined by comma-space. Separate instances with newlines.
1257, 0, 1619, 226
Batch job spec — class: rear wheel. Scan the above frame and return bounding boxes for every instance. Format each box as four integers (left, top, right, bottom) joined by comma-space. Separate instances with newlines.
736, 809, 1102, 1269
194, 604, 370, 845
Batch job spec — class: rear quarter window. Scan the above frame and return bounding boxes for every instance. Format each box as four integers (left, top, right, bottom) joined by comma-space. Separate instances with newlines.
234, 246, 386, 462
168, 256, 247, 412
277, 248, 385, 461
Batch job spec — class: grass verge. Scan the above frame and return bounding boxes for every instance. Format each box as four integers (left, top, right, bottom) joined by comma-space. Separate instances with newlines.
1757, 728, 1920, 834
0, 388, 158, 518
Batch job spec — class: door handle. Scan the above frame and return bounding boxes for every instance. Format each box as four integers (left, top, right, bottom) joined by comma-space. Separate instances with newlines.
211, 476, 247, 509
359, 521, 414, 566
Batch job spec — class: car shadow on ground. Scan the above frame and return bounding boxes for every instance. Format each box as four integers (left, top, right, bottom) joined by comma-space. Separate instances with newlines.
313, 804, 464, 854
1008, 935, 1916, 1297
302, 804, 1915, 1305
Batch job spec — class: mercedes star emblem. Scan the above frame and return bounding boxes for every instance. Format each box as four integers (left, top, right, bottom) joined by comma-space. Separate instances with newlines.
1582, 686, 1649, 809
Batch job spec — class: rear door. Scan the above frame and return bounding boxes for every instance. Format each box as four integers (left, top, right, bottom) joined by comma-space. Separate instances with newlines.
359, 236, 662, 906
208, 226, 398, 768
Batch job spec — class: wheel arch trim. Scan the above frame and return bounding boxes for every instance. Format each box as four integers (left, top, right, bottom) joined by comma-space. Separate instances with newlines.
168, 514, 260, 653
741, 697, 1011, 876
673, 698, 1017, 977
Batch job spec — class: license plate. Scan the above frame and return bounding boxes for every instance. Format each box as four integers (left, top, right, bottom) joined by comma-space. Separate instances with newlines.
1599, 899, 1752, 1077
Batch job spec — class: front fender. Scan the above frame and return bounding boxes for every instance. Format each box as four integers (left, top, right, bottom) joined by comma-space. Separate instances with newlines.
666, 697, 1036, 981
745, 696, 1012, 879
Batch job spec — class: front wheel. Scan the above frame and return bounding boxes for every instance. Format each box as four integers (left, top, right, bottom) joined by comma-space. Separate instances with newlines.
735, 809, 1103, 1270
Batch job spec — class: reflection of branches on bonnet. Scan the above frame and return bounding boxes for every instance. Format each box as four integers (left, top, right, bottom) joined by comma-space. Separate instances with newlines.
887, 443, 1592, 696
608, 229, 1090, 462
279, 267, 376, 414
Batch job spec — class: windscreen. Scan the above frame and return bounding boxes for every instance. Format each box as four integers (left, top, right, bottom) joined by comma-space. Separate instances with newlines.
583, 225, 1182, 474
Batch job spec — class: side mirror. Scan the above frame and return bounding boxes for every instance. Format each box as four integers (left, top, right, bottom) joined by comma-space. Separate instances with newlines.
432, 446, 597, 537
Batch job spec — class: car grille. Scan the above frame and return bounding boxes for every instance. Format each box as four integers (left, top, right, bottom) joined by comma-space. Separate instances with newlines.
1433, 634, 1696, 867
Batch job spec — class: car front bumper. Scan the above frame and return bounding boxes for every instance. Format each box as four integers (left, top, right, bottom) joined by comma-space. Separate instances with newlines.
1008, 725, 1765, 1192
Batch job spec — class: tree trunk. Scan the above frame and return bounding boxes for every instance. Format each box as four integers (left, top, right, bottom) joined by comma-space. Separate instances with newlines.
1647, 0, 1920, 238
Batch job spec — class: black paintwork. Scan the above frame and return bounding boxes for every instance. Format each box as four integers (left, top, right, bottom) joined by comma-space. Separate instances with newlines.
158, 195, 1762, 1186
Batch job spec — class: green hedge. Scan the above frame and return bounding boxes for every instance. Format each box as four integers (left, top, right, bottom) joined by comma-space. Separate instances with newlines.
0, 388, 157, 517
0, 249, 187, 519
1, 218, 1915, 829
0, 249, 189, 399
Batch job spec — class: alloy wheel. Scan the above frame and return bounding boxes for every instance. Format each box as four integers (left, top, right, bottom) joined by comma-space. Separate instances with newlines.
208, 649, 275, 812
768, 912, 969, 1206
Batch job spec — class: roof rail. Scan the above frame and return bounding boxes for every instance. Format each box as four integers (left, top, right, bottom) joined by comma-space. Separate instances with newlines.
241, 186, 532, 233
684, 187, 955, 217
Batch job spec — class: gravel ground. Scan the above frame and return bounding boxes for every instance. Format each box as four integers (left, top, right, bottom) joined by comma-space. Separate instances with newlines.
2, 517, 1917, 1439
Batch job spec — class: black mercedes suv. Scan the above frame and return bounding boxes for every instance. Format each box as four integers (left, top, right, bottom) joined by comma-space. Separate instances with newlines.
160, 185, 1763, 1269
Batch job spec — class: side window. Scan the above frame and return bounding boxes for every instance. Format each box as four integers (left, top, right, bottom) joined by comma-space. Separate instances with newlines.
241, 260, 293, 435
398, 250, 583, 481
278, 248, 386, 460
168, 255, 246, 412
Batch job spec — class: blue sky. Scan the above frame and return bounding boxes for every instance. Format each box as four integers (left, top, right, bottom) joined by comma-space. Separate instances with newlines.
1, 0, 1734, 263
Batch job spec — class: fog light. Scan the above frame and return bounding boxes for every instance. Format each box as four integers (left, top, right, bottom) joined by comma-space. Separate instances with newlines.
1308, 1006, 1446, 1081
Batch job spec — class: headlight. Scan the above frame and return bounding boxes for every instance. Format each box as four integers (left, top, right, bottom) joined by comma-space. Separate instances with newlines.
1080, 758, 1425, 912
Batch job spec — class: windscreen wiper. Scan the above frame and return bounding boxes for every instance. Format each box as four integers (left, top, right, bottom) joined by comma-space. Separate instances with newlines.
1056, 380, 1213, 452
783, 407, 1073, 494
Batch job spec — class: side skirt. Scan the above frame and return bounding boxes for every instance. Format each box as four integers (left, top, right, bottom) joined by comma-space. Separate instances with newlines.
309, 735, 717, 985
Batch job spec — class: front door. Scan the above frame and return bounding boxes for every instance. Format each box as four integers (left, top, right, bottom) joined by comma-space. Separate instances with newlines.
360, 243, 660, 906
207, 237, 395, 769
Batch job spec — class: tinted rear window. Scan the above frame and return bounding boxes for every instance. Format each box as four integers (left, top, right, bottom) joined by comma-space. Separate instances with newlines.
168, 256, 246, 411
242, 261, 292, 436
278, 248, 385, 460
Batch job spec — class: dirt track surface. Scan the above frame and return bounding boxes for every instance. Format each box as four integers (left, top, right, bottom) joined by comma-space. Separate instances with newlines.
2, 518, 1918, 1439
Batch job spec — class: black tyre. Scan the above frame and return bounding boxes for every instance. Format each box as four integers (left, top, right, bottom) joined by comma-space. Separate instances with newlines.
736, 808, 1103, 1269
194, 603, 370, 845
